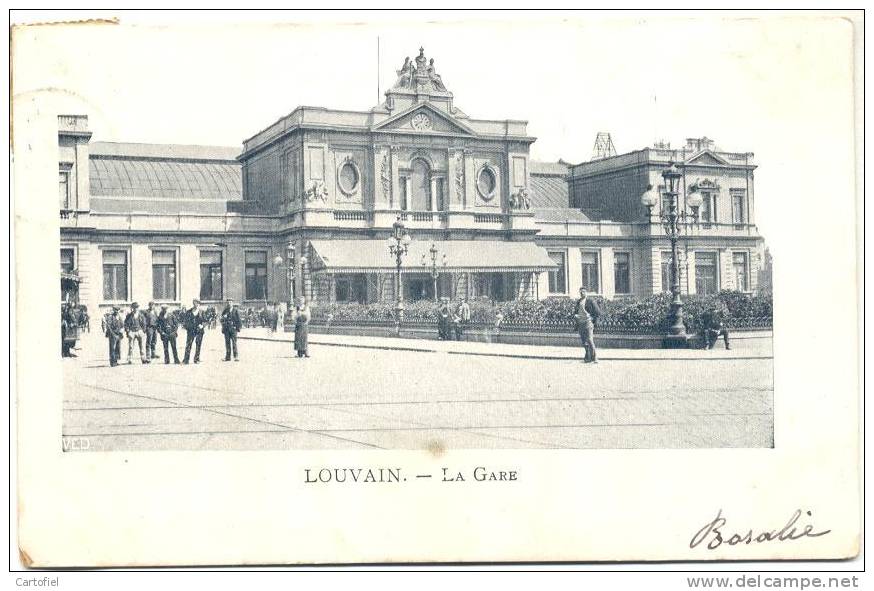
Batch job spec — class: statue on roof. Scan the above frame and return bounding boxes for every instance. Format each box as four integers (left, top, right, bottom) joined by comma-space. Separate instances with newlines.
415, 47, 428, 74
428, 58, 447, 91
389, 48, 449, 93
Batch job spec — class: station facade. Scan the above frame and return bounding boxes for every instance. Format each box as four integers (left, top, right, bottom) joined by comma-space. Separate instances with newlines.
58, 48, 764, 315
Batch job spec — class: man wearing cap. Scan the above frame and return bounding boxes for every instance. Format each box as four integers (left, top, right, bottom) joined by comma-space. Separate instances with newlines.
574, 288, 602, 364
157, 304, 181, 364
220, 299, 243, 361
182, 299, 207, 364
145, 301, 160, 360
124, 302, 149, 364
106, 306, 125, 367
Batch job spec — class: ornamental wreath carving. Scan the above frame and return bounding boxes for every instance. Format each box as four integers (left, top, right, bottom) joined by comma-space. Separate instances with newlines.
303, 180, 329, 203
510, 187, 531, 210
454, 151, 464, 201
379, 151, 391, 201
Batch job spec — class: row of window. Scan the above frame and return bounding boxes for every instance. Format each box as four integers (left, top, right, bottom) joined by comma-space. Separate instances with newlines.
667, 190, 747, 226
61, 248, 274, 303
547, 250, 630, 295
395, 161, 497, 211
546, 249, 750, 296
329, 272, 513, 303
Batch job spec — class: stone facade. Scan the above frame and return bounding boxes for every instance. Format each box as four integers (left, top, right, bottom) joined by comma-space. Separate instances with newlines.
57, 51, 766, 317
532, 137, 764, 299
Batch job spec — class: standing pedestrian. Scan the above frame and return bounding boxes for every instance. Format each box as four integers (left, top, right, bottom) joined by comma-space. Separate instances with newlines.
436, 298, 452, 340
182, 299, 207, 364
220, 299, 242, 361
292, 296, 311, 358
124, 302, 149, 364
106, 306, 124, 367
157, 304, 181, 364
145, 301, 160, 360
453, 297, 471, 341
275, 303, 285, 334
574, 288, 602, 364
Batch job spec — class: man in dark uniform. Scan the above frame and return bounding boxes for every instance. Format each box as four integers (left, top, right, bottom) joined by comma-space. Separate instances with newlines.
220, 299, 243, 361
106, 306, 124, 367
574, 288, 602, 363
145, 301, 160, 360
702, 312, 731, 350
157, 304, 181, 364
124, 302, 149, 364
182, 299, 206, 364
436, 298, 452, 340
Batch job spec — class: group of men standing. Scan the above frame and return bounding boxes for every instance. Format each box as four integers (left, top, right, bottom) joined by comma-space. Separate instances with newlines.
103, 299, 242, 367
436, 297, 471, 341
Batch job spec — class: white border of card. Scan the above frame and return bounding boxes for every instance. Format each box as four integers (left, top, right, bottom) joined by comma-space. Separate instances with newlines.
12, 11, 862, 566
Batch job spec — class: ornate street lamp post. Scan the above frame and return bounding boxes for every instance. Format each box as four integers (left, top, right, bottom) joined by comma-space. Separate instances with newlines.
641, 162, 703, 348
420, 243, 448, 302
386, 216, 412, 335
272, 244, 304, 316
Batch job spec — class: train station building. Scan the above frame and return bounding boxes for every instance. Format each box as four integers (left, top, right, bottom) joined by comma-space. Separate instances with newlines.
58, 48, 765, 315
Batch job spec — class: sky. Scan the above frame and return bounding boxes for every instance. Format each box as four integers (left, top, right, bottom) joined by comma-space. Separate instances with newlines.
10, 11, 860, 249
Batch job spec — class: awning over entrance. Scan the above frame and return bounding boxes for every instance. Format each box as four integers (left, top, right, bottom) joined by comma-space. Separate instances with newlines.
308, 240, 557, 274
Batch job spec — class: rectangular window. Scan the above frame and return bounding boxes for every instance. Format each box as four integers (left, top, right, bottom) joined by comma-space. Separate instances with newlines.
732, 252, 749, 292
335, 274, 367, 303
102, 250, 128, 301
700, 192, 717, 225
244, 251, 268, 300
580, 250, 600, 292
59, 170, 70, 209
152, 250, 177, 301
661, 250, 674, 293
695, 252, 719, 295
435, 177, 445, 211
60, 248, 75, 273
732, 192, 746, 226
547, 251, 566, 294
399, 176, 409, 210
490, 273, 506, 301
614, 252, 631, 294
199, 251, 223, 301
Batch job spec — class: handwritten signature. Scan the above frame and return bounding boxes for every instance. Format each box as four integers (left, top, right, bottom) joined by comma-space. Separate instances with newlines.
690, 509, 831, 550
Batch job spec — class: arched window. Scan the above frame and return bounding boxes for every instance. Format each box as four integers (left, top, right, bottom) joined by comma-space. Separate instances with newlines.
410, 159, 431, 211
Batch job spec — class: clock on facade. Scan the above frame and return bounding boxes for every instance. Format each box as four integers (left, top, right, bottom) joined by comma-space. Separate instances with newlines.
410, 113, 433, 131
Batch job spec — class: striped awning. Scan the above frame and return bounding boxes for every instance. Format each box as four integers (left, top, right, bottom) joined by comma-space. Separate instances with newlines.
308, 240, 557, 274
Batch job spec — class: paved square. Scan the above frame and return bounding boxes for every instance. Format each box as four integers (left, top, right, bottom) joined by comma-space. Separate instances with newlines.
62, 330, 773, 450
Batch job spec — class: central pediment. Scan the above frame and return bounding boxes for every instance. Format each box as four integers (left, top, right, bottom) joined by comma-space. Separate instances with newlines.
372, 103, 476, 136
685, 150, 729, 166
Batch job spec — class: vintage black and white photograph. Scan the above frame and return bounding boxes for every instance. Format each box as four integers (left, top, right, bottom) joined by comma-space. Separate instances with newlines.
12, 10, 861, 568
49, 22, 774, 453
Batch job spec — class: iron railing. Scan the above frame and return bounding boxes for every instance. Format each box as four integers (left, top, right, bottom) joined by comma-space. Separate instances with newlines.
311, 315, 772, 334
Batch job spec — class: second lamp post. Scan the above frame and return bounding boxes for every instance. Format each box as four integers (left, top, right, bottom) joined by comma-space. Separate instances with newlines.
272, 243, 302, 314
421, 243, 448, 302
641, 162, 702, 348
386, 216, 412, 335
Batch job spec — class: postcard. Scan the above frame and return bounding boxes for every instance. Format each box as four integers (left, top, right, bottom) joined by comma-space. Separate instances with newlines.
11, 11, 862, 566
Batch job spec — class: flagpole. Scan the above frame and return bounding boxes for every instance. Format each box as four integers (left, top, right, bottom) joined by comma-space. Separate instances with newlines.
377, 36, 380, 103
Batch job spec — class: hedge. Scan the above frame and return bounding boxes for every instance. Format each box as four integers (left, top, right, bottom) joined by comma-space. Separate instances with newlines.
310, 291, 772, 332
